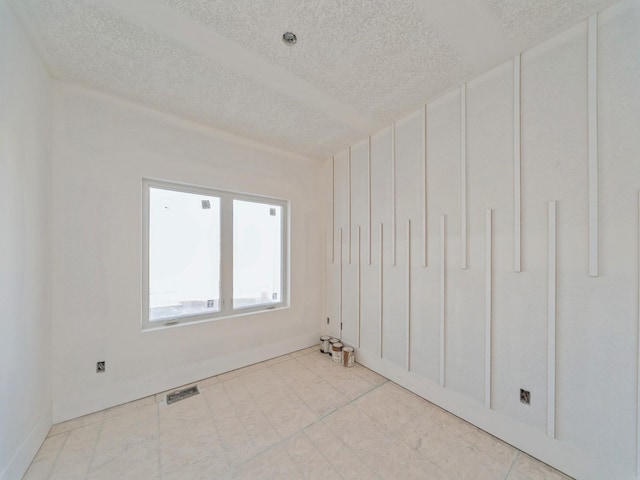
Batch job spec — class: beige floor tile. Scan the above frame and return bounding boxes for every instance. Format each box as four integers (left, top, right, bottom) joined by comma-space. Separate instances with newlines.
289, 345, 319, 358
230, 444, 301, 480
508, 453, 573, 479
48, 410, 105, 436
87, 438, 160, 480
352, 363, 388, 386
24, 350, 571, 480
162, 454, 231, 480
48, 422, 101, 480
22, 433, 68, 480
303, 423, 381, 480
103, 395, 155, 419
282, 432, 338, 480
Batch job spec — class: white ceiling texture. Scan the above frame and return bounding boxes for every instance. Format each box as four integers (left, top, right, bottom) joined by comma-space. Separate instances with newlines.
10, 0, 617, 160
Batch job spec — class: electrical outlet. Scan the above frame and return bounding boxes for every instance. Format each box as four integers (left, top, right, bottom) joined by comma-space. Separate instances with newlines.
96, 361, 106, 373
520, 388, 530, 405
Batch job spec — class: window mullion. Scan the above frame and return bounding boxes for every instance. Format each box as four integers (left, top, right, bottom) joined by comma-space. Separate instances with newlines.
220, 194, 234, 314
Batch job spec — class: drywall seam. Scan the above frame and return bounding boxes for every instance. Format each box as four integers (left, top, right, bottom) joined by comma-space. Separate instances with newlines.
485, 209, 492, 408
588, 14, 599, 277
514, 54, 522, 273
547, 201, 557, 438
460, 85, 467, 270
440, 214, 446, 386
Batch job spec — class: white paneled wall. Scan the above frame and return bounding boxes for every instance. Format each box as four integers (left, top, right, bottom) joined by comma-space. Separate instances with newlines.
324, 1, 640, 479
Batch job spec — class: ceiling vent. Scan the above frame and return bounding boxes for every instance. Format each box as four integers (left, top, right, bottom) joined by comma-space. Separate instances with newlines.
282, 32, 297, 46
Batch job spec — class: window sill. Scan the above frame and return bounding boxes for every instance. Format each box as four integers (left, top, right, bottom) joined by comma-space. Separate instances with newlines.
141, 304, 290, 332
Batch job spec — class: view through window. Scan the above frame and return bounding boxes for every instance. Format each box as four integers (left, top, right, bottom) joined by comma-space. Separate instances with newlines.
144, 181, 287, 329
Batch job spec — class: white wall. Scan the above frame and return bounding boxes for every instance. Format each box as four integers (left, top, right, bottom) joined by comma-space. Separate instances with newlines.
50, 82, 324, 422
325, 1, 640, 478
0, 1, 53, 479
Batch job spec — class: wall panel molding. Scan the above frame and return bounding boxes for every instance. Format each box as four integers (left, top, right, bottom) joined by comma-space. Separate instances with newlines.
339, 227, 344, 339
357, 225, 362, 348
637, 190, 640, 476
485, 209, 493, 408
440, 214, 446, 387
423, 105, 428, 268
407, 219, 412, 371
368, 136, 372, 265
547, 201, 557, 438
514, 54, 522, 273
460, 85, 468, 270
332, 156, 335, 263
392, 122, 397, 266
588, 14, 599, 277
379, 222, 384, 359
348, 148, 352, 265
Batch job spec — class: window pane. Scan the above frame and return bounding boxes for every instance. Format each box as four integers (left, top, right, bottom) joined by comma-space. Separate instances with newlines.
149, 188, 220, 321
233, 200, 282, 309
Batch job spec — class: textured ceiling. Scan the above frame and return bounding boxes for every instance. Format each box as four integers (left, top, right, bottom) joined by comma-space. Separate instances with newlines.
9, 0, 617, 160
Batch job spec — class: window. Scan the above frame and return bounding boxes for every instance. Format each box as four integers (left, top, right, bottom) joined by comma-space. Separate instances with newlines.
142, 180, 288, 330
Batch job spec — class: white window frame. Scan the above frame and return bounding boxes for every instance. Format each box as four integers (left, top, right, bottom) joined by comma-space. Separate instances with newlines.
142, 178, 289, 331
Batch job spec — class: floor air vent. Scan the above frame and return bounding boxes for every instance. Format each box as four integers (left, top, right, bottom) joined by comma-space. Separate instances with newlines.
166, 385, 199, 405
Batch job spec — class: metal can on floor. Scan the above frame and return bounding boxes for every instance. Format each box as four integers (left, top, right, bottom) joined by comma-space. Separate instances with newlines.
328, 338, 340, 355
320, 335, 331, 354
332, 343, 343, 363
342, 347, 354, 367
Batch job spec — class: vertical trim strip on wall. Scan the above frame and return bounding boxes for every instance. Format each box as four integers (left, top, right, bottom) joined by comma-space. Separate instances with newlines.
588, 14, 599, 277
547, 201, 557, 438
637, 190, 640, 476
407, 219, 412, 371
423, 105, 428, 268
380, 222, 384, 359
440, 215, 446, 387
332, 156, 335, 264
460, 85, 468, 270
485, 209, 493, 408
348, 147, 352, 265
339, 227, 343, 339
357, 225, 362, 348
514, 54, 522, 273
392, 122, 397, 266
368, 136, 372, 265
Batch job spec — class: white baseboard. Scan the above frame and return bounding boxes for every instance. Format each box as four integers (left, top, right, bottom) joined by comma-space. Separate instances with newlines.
356, 349, 636, 480
0, 405, 52, 480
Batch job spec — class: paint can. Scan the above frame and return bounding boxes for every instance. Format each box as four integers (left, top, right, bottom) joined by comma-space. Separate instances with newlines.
328, 338, 340, 354
320, 335, 331, 354
332, 343, 343, 363
342, 347, 354, 367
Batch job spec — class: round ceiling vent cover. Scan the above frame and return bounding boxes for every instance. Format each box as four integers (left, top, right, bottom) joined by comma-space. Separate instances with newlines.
282, 32, 297, 46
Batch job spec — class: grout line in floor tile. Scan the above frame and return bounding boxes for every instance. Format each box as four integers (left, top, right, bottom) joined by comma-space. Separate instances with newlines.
44, 430, 70, 479
221, 352, 383, 477
81, 419, 103, 479
503, 451, 519, 480
156, 400, 164, 480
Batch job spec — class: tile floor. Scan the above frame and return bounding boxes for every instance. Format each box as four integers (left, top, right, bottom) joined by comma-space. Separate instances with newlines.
24, 346, 571, 480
